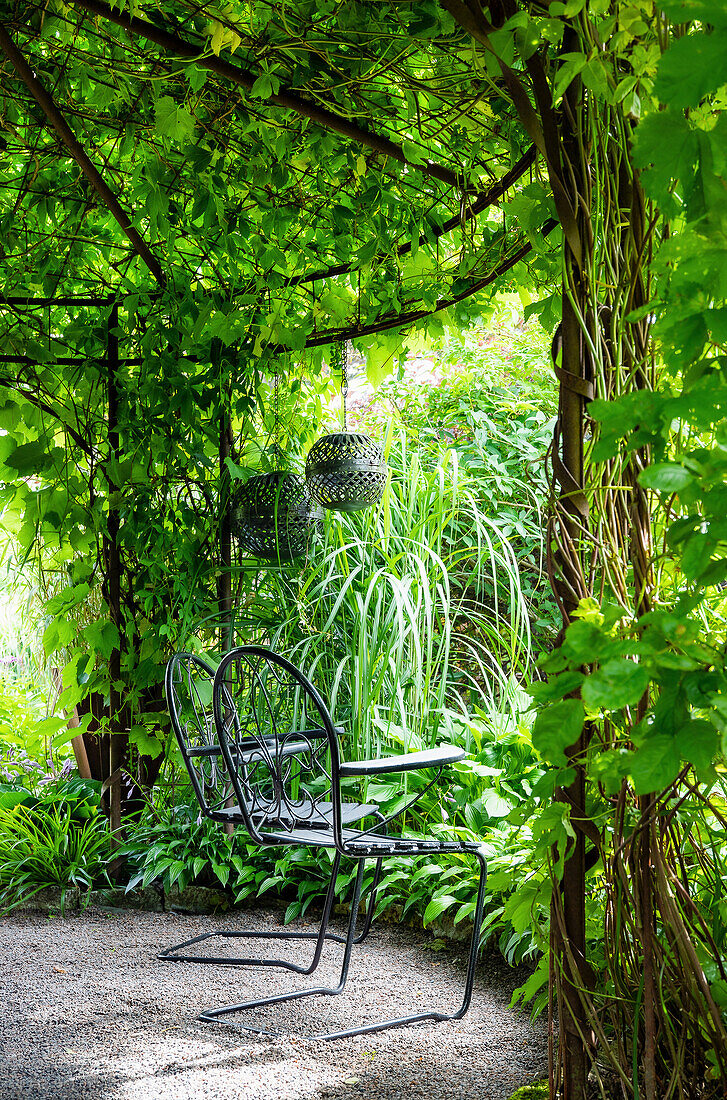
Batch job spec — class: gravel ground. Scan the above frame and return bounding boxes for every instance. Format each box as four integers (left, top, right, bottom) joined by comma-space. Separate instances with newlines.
0, 906, 548, 1100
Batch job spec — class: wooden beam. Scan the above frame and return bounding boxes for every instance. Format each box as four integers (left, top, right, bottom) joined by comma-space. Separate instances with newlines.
72, 0, 482, 196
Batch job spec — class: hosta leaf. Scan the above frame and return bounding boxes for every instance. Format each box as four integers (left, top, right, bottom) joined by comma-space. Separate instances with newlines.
482, 790, 513, 818
422, 894, 458, 926
284, 900, 302, 925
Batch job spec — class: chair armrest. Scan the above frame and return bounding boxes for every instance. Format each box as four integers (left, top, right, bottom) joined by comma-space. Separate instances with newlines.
338, 744, 465, 777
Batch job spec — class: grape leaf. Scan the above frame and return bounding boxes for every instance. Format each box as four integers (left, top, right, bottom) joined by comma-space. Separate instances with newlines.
532, 698, 584, 764
155, 96, 195, 143
582, 659, 651, 710
654, 30, 727, 108
632, 110, 698, 209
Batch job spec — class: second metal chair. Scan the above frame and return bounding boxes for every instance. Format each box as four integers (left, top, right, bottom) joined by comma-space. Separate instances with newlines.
160, 651, 382, 975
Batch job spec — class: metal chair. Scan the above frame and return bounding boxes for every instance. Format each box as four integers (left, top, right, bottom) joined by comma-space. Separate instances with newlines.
160, 651, 382, 973
198, 644, 488, 1040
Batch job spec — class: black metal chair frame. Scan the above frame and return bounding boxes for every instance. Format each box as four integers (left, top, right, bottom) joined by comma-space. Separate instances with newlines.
161, 652, 383, 976
180, 645, 488, 1041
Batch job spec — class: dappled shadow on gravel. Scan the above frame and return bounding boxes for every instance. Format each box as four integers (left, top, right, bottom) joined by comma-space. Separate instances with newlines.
0, 907, 547, 1100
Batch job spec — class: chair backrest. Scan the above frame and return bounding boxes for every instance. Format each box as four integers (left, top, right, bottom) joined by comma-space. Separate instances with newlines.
212, 646, 342, 843
165, 651, 233, 820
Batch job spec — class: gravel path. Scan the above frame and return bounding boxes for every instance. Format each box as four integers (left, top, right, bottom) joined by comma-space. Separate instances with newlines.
0, 906, 548, 1100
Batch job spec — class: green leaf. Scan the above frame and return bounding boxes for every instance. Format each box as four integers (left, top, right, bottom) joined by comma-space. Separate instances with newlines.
677, 719, 717, 770
127, 726, 163, 759
5, 440, 47, 475
661, 0, 727, 25
224, 456, 248, 481
632, 110, 698, 209
582, 659, 651, 711
42, 619, 60, 657
401, 139, 428, 166
629, 735, 682, 795
250, 71, 280, 99
363, 334, 401, 387
51, 713, 92, 748
211, 861, 229, 886
155, 96, 195, 143
0, 787, 35, 810
561, 619, 610, 663
185, 65, 209, 93
654, 30, 727, 109
422, 894, 458, 926
639, 462, 693, 492
552, 53, 587, 105
83, 620, 120, 660
711, 980, 727, 1013
708, 308, 727, 344
529, 670, 585, 703
504, 880, 550, 933
284, 900, 302, 925
482, 790, 513, 818
532, 698, 584, 765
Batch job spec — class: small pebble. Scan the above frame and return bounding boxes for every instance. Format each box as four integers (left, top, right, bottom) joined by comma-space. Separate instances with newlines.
0, 906, 547, 1099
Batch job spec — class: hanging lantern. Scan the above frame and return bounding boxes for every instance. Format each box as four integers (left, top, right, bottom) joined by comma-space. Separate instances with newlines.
231, 471, 319, 562
231, 370, 319, 562
306, 341, 387, 513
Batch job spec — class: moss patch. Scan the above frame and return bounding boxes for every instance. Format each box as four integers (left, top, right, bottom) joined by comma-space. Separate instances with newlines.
507, 1082, 549, 1100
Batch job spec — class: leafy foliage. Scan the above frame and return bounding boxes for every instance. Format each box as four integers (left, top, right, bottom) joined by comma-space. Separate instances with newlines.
0, 777, 110, 911
1, 0, 727, 1093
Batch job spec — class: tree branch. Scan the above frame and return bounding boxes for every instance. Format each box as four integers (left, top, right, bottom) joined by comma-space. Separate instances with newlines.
0, 24, 166, 287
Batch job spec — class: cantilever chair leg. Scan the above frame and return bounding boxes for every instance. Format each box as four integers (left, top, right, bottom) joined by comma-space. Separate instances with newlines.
159, 854, 383, 971
196, 847, 487, 1041
198, 858, 366, 1029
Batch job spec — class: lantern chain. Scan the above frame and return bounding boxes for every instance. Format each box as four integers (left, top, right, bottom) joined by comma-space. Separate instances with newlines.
336, 339, 349, 432
272, 367, 281, 462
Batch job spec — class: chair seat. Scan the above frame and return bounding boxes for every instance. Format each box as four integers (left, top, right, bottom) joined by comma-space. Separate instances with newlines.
212, 800, 377, 829
260, 823, 480, 856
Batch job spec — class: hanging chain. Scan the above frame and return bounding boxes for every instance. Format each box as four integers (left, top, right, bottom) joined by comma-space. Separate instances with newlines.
272, 367, 281, 462
338, 340, 348, 432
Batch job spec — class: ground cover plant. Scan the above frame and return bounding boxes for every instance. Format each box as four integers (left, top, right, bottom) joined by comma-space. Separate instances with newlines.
0, 776, 110, 912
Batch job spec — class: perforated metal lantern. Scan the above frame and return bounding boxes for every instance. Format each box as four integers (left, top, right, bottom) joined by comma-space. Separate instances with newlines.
305, 432, 387, 513
231, 472, 319, 561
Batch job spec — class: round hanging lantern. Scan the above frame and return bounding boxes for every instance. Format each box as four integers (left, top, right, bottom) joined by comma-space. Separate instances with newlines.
306, 432, 387, 513
306, 341, 387, 513
231, 472, 319, 562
